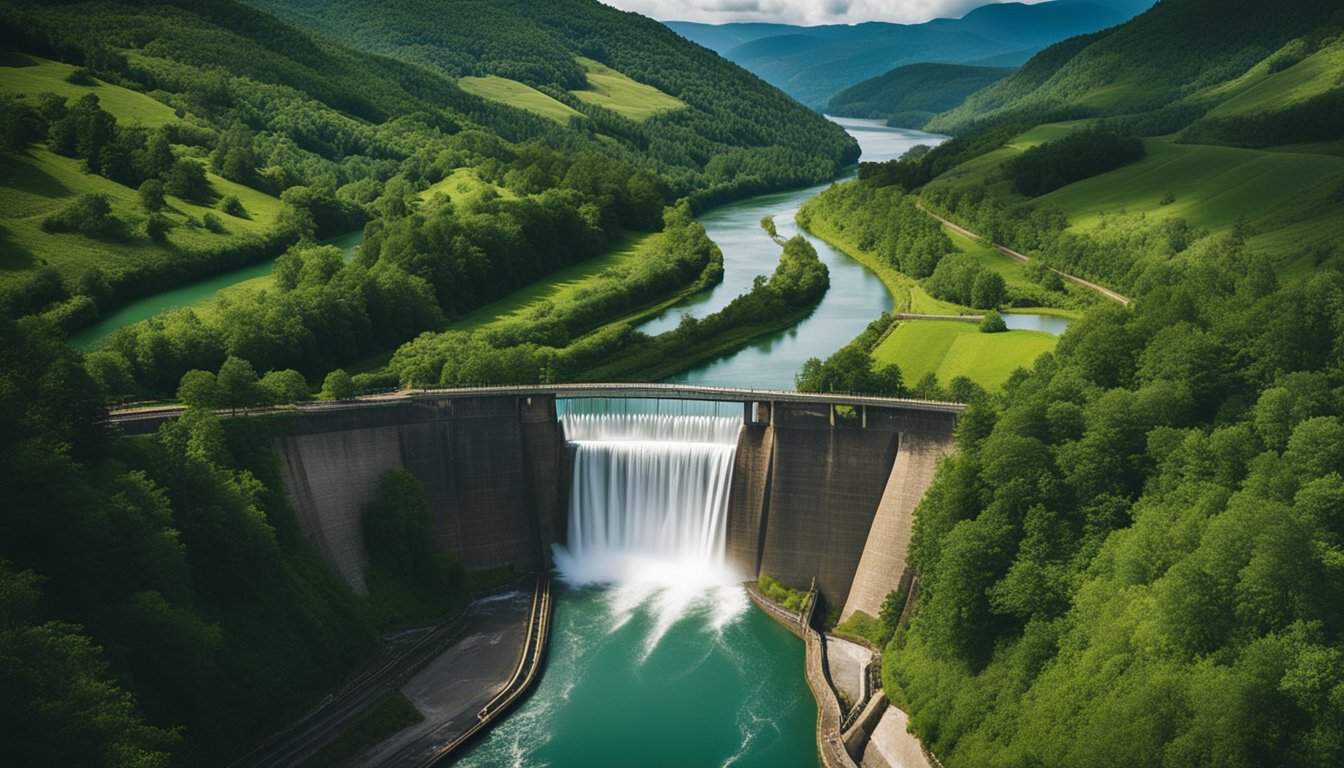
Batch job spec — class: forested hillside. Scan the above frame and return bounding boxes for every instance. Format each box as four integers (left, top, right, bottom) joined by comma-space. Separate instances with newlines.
826, 63, 1013, 129
246, 0, 857, 203
0, 1, 857, 764
783, 3, 1344, 766
930, 0, 1344, 138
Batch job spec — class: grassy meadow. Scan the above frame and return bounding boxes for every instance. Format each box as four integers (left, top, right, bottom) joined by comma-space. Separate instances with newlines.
873, 320, 1058, 392
569, 57, 685, 121
458, 75, 584, 123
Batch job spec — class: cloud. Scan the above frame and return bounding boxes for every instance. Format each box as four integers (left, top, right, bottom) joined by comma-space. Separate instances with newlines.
601, 0, 1048, 25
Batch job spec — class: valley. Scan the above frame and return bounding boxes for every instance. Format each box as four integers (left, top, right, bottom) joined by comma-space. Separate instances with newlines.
3, 1, 1344, 767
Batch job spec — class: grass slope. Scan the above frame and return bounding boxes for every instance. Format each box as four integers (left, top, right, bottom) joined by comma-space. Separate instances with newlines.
418, 168, 516, 204
0, 148, 282, 292
873, 320, 1057, 392
0, 53, 180, 128
569, 57, 684, 121
446, 231, 657, 332
458, 75, 583, 123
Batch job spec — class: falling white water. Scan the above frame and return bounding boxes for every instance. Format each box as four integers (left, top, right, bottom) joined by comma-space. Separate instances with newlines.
552, 409, 749, 658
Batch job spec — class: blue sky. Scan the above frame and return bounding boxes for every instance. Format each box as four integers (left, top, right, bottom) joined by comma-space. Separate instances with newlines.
601, 0, 1051, 25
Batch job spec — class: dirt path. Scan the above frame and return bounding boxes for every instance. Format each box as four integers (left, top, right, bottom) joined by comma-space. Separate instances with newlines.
916, 203, 1131, 305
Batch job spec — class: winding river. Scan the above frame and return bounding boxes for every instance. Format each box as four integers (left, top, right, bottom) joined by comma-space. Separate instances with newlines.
641, 117, 947, 389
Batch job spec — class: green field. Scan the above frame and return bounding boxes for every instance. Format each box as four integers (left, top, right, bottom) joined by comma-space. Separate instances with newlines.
0, 148, 282, 292
1036, 139, 1344, 263
1198, 38, 1344, 119
873, 320, 1058, 392
0, 53, 181, 129
445, 232, 657, 332
458, 75, 584, 123
569, 57, 685, 121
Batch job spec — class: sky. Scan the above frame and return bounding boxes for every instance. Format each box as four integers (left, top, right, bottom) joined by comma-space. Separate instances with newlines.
600, 0, 1051, 26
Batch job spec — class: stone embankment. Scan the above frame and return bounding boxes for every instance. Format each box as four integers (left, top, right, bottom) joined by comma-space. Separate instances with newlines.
746, 583, 857, 768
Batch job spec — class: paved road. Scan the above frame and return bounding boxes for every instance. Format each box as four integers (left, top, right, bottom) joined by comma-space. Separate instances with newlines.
916, 203, 1131, 305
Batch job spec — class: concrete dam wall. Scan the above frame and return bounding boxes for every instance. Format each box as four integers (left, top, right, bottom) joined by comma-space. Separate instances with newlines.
264, 388, 958, 608
275, 395, 561, 593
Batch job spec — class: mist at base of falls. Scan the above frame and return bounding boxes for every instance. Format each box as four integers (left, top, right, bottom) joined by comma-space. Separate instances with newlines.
552, 410, 749, 657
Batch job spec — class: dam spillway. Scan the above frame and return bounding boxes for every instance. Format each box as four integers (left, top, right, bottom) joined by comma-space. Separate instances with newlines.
185, 386, 961, 614
556, 412, 742, 586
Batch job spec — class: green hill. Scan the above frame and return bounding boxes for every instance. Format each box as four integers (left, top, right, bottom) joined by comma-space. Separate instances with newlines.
827, 63, 1014, 129
0, 0, 855, 335
929, 0, 1344, 137
246, 0, 856, 199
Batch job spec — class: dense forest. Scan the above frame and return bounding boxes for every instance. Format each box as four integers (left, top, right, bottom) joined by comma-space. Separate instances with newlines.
785, 2, 1344, 766
888, 229, 1344, 768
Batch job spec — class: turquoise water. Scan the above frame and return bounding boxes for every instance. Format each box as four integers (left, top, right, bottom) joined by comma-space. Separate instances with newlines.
457, 585, 818, 768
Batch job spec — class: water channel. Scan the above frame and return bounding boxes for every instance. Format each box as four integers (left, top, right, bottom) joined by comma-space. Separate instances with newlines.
68, 229, 363, 350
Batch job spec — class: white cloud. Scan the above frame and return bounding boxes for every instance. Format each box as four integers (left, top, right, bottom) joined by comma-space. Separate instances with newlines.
601, 0, 1051, 25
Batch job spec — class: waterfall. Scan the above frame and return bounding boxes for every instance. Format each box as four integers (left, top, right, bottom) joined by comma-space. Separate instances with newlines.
552, 410, 743, 589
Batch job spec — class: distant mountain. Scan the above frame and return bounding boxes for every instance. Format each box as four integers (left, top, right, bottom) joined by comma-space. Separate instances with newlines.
827, 63, 1014, 129
665, 0, 1155, 109
927, 0, 1344, 141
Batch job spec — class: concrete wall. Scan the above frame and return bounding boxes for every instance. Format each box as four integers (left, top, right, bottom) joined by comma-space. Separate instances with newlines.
841, 432, 956, 622
271, 392, 955, 608
725, 424, 774, 578
757, 405, 899, 610
724, 402, 957, 610
275, 396, 561, 593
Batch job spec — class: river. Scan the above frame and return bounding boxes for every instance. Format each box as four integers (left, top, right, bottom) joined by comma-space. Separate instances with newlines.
639, 117, 947, 389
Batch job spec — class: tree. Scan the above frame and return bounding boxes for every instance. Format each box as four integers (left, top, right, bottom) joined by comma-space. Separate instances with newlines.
176, 370, 219, 409
216, 356, 260, 412
162, 158, 207, 201
321, 369, 356, 401
259, 369, 309, 405
971, 270, 1006, 309
138, 179, 165, 212
980, 309, 1008, 333
143, 213, 169, 242
219, 195, 246, 218
201, 212, 225, 234
85, 350, 137, 402
41, 193, 123, 240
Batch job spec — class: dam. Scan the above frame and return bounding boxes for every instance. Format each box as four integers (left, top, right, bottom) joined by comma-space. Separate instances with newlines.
221, 386, 961, 617
121, 384, 959, 764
